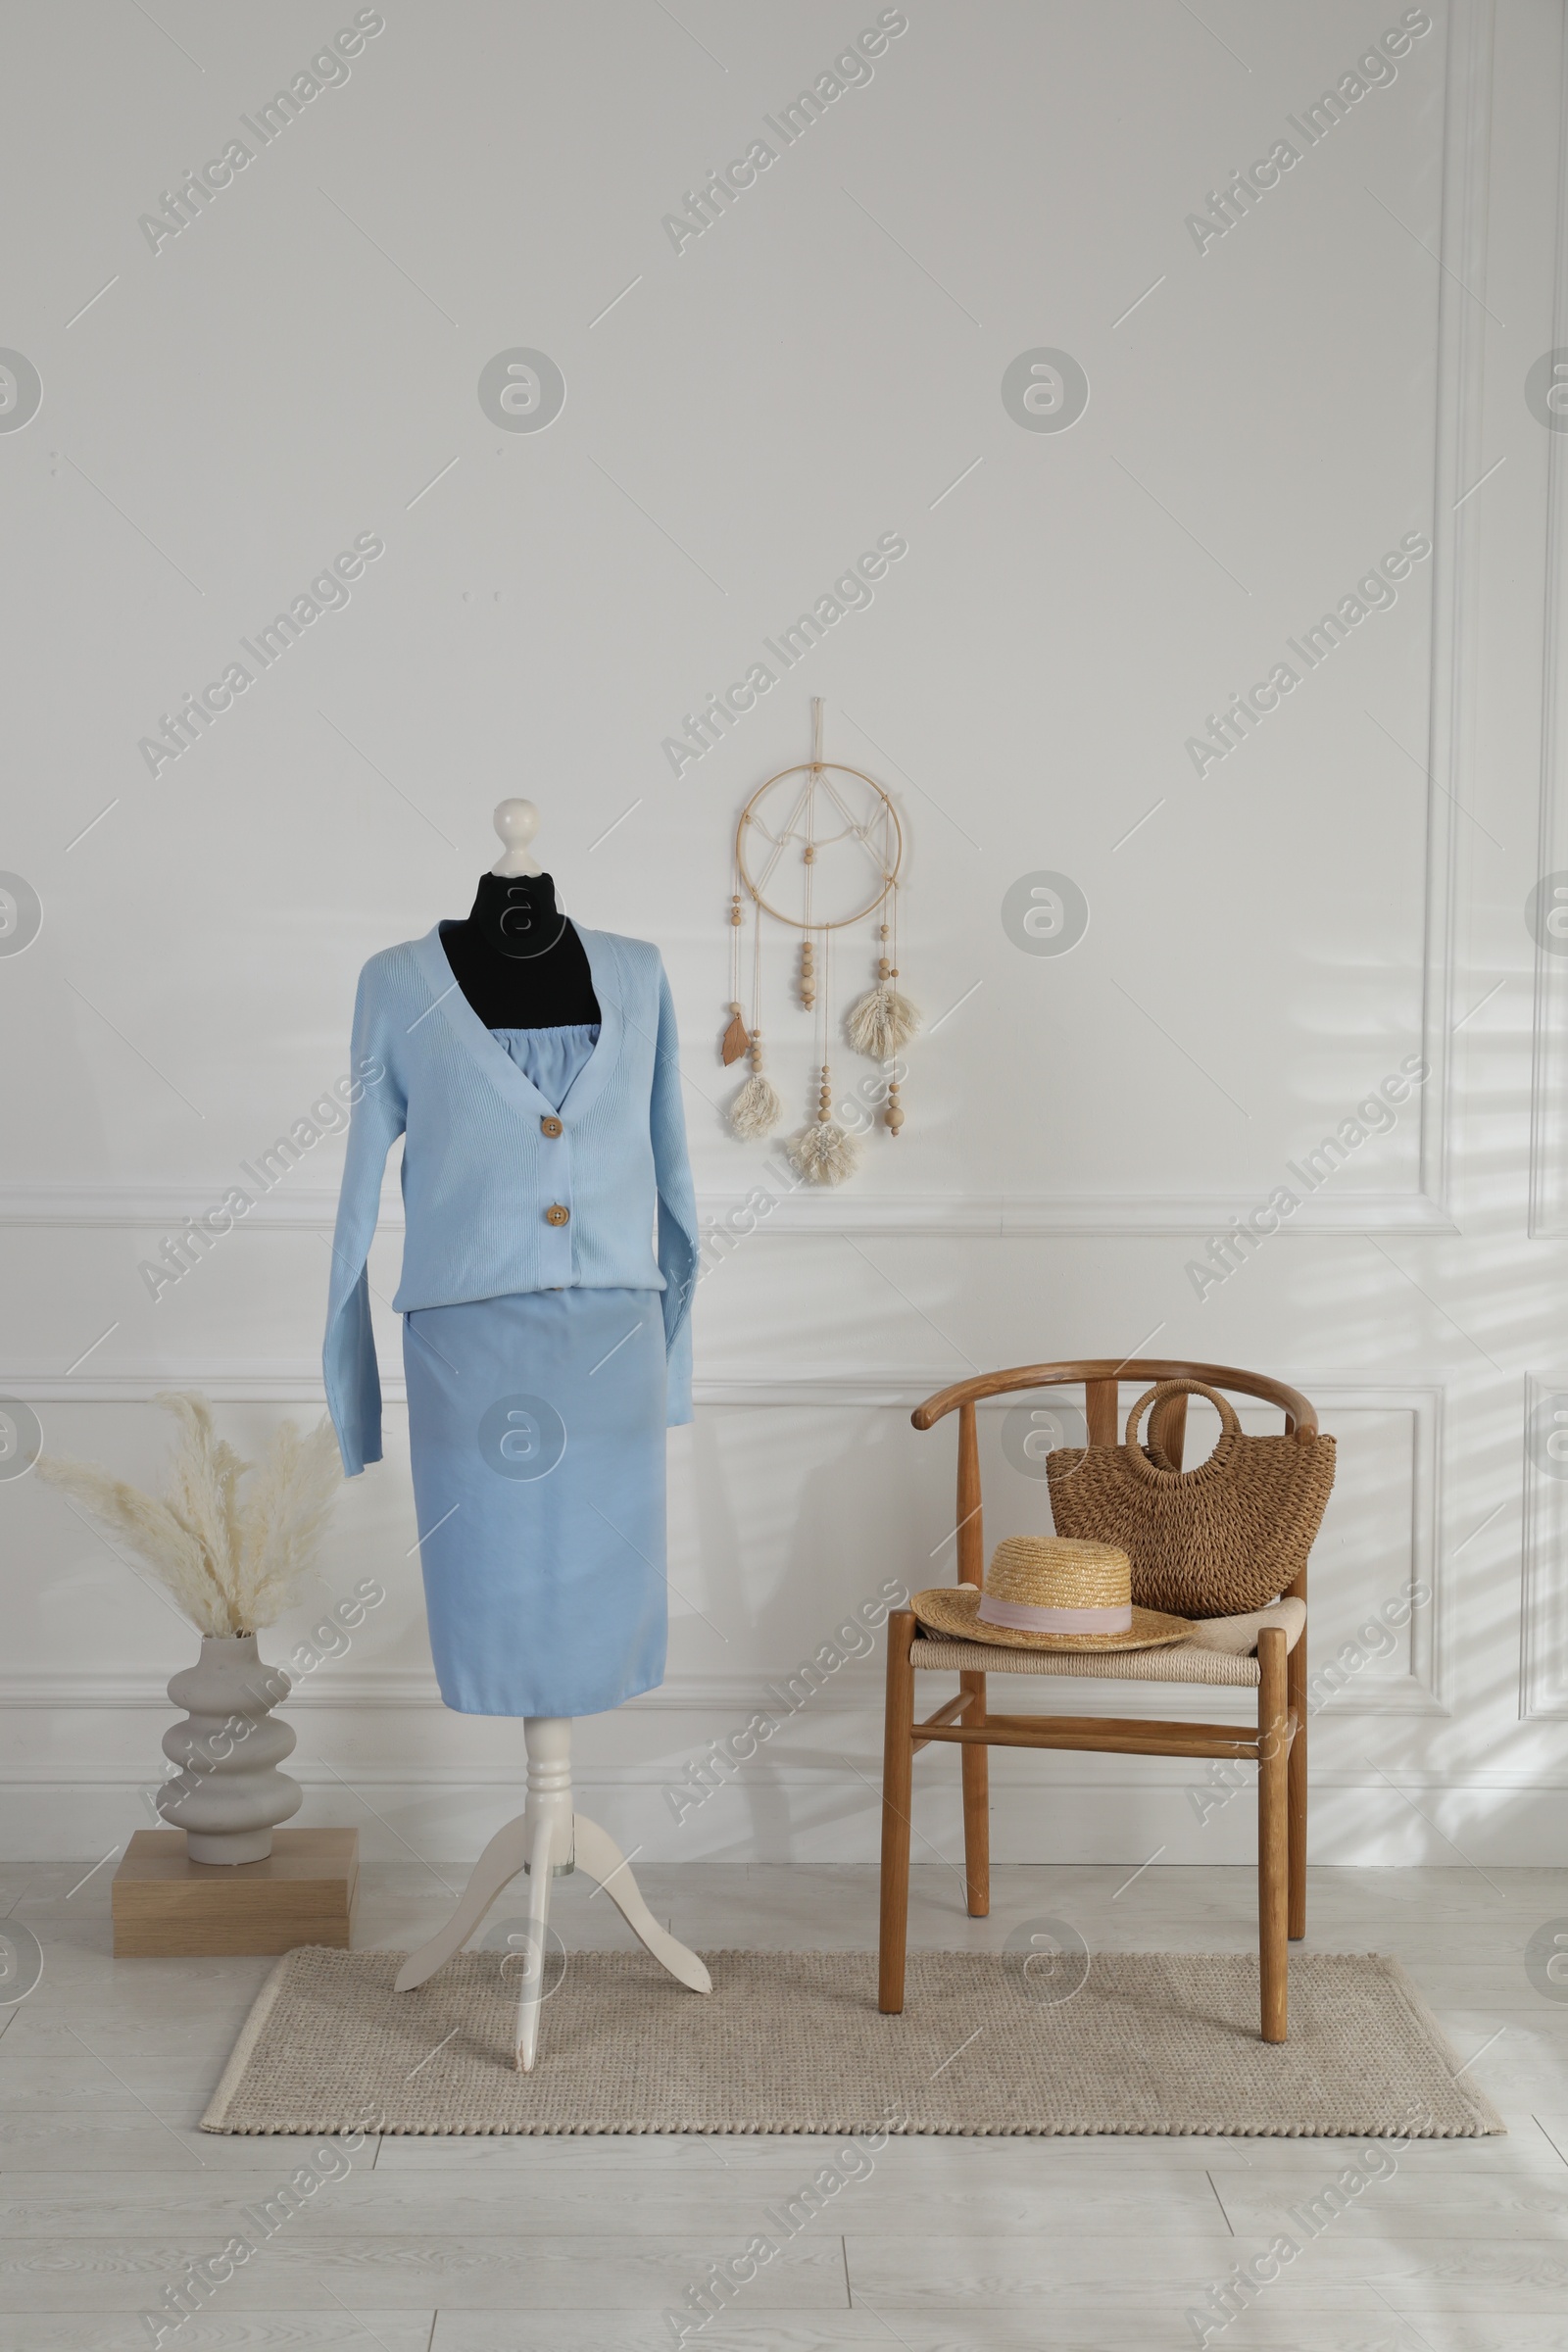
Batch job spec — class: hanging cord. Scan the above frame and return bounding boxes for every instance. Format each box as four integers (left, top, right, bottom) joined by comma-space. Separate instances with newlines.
799, 761, 815, 1011
729, 838, 742, 1011
884, 879, 906, 1132
725, 818, 782, 1138
720, 837, 749, 1068
789, 897, 859, 1182
822, 923, 836, 1122
751, 888, 763, 1040
846, 799, 920, 1074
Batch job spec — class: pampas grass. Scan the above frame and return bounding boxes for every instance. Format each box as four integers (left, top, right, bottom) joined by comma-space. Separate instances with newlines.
37, 1394, 342, 1637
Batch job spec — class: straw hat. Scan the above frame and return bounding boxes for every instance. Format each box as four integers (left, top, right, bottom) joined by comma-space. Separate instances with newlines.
912, 1536, 1191, 1652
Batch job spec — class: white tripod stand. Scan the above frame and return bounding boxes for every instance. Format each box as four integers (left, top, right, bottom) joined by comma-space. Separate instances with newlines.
393, 801, 710, 2071
394, 1717, 710, 2071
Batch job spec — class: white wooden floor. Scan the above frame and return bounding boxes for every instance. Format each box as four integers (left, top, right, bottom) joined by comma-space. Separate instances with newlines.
2, 1856, 1566, 2351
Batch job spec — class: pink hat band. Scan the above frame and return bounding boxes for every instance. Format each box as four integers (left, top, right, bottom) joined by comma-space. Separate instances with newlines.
976, 1593, 1133, 1635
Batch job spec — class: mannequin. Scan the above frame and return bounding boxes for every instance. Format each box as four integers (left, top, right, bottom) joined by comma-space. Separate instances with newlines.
440, 870, 601, 1029
388, 802, 710, 2070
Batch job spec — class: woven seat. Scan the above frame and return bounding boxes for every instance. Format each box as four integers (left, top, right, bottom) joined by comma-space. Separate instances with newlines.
878, 1358, 1317, 2044
910, 1596, 1307, 1687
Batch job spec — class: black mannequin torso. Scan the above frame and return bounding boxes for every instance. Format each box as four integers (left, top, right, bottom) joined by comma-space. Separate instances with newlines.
441, 872, 601, 1029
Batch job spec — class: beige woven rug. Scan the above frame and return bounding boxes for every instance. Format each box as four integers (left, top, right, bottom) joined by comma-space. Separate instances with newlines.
202, 1948, 1502, 2138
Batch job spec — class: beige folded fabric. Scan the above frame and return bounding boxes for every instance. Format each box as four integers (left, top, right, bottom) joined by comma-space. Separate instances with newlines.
1183, 1595, 1307, 1654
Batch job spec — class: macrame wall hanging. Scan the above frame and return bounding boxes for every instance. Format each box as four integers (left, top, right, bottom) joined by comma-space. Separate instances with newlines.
722, 699, 918, 1186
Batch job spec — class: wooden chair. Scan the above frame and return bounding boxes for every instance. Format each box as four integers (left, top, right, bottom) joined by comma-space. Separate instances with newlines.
878, 1358, 1314, 2042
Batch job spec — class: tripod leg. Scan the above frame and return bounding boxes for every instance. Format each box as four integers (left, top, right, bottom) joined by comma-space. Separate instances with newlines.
393, 1815, 533, 1993
570, 1814, 711, 1994
514, 1812, 558, 2073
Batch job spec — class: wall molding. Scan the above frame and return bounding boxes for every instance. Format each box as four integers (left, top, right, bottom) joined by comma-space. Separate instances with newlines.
0, 1667, 1254, 1721
0, 24, 1492, 1248
0, 1182, 1459, 1237
1521, 1371, 1568, 1717
1530, 7, 1568, 1234
1303, 1383, 1446, 1717
1416, 0, 1494, 1217
15, 1364, 952, 1403
8, 1372, 1446, 1722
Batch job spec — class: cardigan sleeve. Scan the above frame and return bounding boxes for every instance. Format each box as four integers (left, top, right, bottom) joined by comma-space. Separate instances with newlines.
322, 964, 407, 1477
651, 956, 699, 1429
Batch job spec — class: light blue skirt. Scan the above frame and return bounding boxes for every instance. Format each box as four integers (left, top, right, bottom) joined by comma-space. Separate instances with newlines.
402, 1287, 667, 1717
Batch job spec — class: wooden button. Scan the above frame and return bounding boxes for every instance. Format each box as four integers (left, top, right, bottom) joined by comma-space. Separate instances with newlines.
545, 1203, 570, 1227
540, 1115, 563, 1138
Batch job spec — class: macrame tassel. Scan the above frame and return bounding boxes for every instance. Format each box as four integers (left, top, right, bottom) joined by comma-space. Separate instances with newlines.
729, 1026, 781, 1139
729, 1071, 782, 1140
846, 982, 921, 1059
788, 1118, 861, 1185
787, 1063, 861, 1185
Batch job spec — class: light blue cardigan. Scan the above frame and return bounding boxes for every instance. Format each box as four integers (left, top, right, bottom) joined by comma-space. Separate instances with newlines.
323, 922, 699, 1477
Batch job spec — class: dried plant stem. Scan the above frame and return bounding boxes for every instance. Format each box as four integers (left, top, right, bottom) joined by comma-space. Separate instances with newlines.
37, 1394, 342, 1638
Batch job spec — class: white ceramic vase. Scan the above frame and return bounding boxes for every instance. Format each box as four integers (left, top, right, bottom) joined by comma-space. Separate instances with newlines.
158, 1633, 303, 1864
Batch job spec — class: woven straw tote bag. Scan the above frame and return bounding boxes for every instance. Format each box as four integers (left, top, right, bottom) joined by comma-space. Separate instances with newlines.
1044, 1378, 1336, 1617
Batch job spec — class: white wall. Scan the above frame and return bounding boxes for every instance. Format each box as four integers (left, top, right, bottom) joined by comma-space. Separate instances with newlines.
2, 0, 1565, 1869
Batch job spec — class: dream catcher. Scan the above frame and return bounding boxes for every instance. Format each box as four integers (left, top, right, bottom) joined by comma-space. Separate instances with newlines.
722, 700, 919, 1184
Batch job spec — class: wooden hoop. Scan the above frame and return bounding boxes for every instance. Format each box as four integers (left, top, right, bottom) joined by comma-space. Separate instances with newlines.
735, 762, 904, 931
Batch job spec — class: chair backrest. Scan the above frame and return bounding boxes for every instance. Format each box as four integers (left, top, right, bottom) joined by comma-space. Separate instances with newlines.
910, 1358, 1319, 1591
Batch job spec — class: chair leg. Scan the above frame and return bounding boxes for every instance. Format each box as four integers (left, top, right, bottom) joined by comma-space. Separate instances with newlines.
1257, 1627, 1290, 2043
878, 1610, 917, 2014
959, 1670, 990, 1918
1287, 1624, 1306, 1941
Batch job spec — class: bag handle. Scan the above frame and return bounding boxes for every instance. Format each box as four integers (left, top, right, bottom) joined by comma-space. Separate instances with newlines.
1123, 1379, 1241, 1480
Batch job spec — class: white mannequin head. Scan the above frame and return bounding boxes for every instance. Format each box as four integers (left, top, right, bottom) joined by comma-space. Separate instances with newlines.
491, 799, 544, 878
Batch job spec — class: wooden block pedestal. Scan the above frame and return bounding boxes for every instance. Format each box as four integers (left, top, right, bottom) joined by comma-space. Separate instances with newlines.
112, 1828, 358, 1957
